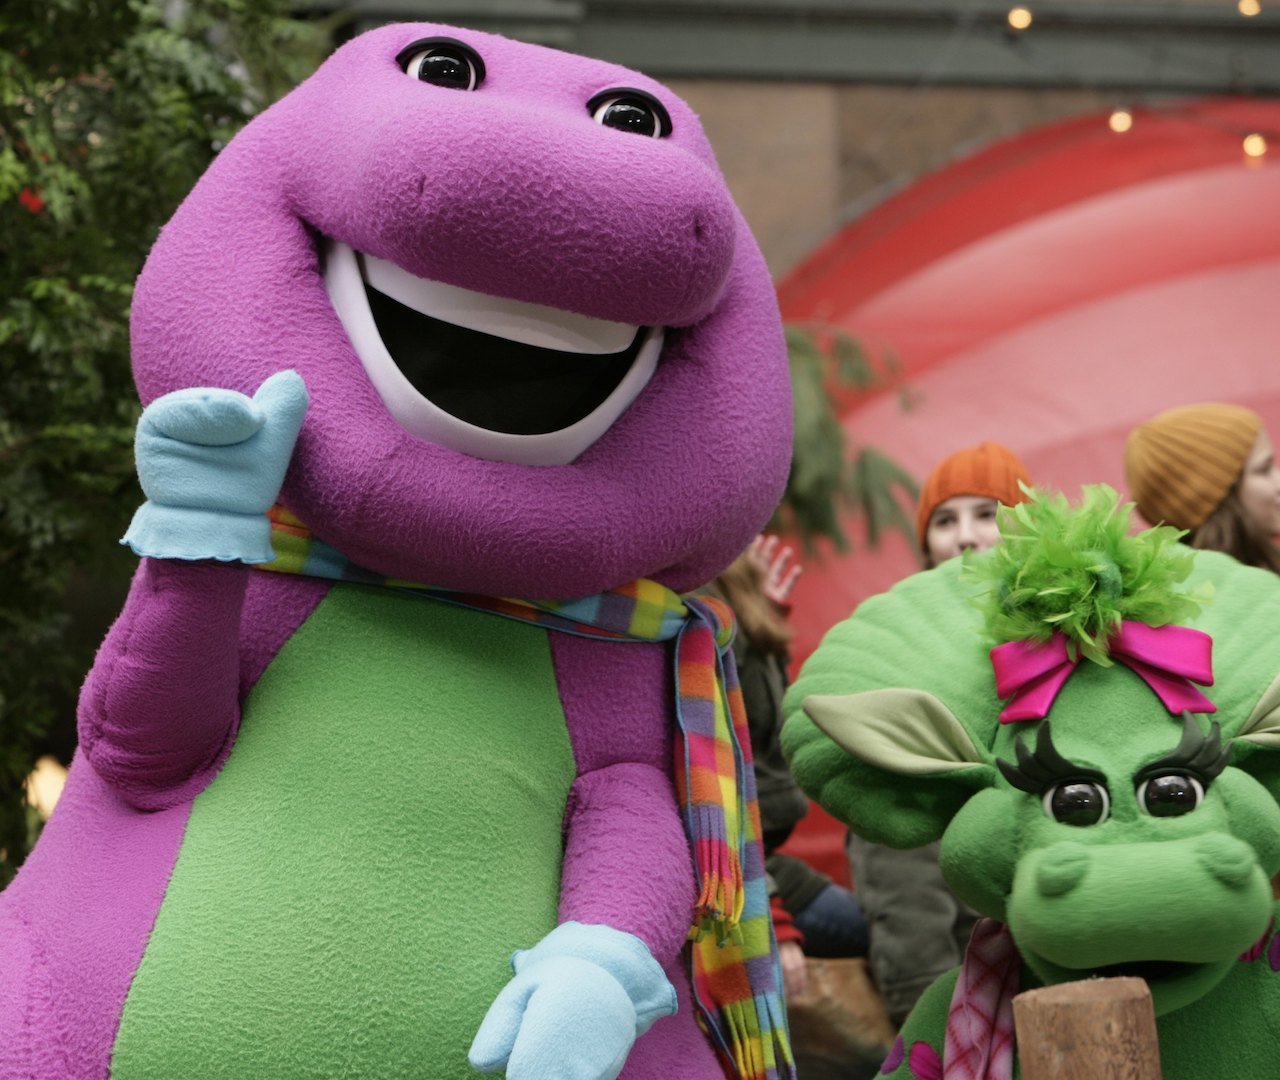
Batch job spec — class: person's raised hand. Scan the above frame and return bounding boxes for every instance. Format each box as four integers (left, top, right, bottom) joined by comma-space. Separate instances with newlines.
748, 534, 803, 607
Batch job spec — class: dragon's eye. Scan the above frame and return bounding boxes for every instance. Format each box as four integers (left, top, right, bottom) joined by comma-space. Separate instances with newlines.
397, 38, 485, 91
1138, 773, 1204, 817
587, 88, 672, 138
1043, 781, 1110, 827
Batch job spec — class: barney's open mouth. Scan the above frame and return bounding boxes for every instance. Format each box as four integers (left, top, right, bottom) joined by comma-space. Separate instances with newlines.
323, 241, 663, 466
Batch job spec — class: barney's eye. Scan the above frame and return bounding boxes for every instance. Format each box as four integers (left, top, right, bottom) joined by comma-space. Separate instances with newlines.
397, 38, 485, 91
1043, 781, 1110, 827
587, 88, 672, 138
1138, 773, 1205, 817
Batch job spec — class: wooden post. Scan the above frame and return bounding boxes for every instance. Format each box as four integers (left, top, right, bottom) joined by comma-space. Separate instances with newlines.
1013, 977, 1161, 1080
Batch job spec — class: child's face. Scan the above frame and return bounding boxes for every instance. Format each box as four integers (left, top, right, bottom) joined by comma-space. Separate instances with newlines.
925, 495, 1002, 564
1238, 428, 1280, 539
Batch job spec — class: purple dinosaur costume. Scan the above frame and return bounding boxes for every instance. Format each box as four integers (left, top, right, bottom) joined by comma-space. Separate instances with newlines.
0, 24, 793, 1080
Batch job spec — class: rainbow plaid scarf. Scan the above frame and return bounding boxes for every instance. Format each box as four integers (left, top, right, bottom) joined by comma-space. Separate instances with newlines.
257, 508, 795, 1079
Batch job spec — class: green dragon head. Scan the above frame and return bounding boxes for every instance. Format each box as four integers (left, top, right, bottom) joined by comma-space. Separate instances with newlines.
783, 486, 1280, 1016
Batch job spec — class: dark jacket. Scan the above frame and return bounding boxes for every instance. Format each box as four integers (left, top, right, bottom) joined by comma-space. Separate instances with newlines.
732, 633, 831, 914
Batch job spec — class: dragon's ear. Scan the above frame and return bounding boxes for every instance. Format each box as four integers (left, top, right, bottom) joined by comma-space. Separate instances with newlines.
804, 689, 990, 776
1229, 673, 1280, 805
782, 559, 1002, 849
1176, 550, 1280, 748
1164, 550, 1280, 801
1235, 674, 1280, 748
787, 688, 997, 849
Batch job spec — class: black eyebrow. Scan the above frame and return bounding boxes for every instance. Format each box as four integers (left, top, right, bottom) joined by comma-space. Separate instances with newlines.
1134, 712, 1230, 785
998, 720, 1107, 794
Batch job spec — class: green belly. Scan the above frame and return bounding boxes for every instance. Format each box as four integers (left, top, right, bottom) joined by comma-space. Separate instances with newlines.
111, 584, 577, 1078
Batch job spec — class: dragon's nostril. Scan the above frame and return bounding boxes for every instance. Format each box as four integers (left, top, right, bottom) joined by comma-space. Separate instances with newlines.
1037, 843, 1089, 897
1197, 835, 1255, 890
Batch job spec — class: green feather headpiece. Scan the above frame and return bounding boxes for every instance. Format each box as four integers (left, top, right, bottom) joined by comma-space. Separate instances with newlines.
964, 484, 1211, 666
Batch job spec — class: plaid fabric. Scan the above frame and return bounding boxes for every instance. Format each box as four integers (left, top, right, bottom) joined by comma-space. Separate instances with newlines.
943, 919, 1019, 1080
258, 507, 795, 1079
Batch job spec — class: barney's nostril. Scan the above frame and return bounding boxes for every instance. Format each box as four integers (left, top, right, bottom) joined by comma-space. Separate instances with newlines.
691, 210, 713, 245
1197, 834, 1255, 890
1037, 843, 1089, 897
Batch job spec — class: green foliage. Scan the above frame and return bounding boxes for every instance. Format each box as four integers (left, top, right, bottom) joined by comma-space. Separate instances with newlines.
965, 484, 1212, 665
778, 324, 919, 551
0, 0, 330, 884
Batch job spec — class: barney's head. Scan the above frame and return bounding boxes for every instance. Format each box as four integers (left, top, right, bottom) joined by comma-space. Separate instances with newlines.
130, 24, 791, 596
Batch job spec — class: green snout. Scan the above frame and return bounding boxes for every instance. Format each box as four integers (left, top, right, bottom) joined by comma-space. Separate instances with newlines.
1009, 832, 1273, 1015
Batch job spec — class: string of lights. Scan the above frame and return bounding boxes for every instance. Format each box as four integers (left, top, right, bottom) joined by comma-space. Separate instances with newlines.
996, 4, 1276, 160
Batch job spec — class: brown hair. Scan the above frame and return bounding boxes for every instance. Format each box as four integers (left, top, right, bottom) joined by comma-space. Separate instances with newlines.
1188, 489, 1280, 574
712, 551, 794, 657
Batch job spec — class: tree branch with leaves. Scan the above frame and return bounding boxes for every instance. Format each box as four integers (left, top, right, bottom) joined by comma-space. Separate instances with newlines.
776, 324, 920, 552
0, 0, 332, 884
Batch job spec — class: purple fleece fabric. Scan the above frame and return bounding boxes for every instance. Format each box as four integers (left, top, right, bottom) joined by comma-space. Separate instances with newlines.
0, 759, 189, 1079
551, 634, 723, 1073
0, 571, 330, 1079
0, 22, 791, 1078
129, 23, 790, 596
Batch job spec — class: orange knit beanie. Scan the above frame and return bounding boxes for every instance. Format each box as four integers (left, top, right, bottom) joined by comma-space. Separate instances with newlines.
1124, 403, 1261, 529
915, 442, 1033, 548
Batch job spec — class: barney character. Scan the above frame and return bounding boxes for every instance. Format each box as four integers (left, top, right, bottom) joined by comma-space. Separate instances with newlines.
0, 23, 797, 1080
783, 486, 1280, 1079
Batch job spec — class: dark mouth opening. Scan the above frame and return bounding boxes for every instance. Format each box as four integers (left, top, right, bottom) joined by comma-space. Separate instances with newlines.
364, 282, 648, 436
1087, 960, 1200, 983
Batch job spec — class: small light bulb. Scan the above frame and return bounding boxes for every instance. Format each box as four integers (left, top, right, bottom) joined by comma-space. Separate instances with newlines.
1109, 109, 1134, 134
1238, 0, 1262, 16
1008, 6, 1034, 30
1243, 133, 1268, 158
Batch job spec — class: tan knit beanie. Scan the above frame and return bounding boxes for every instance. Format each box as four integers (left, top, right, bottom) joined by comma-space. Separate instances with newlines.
915, 442, 1032, 548
1124, 403, 1261, 529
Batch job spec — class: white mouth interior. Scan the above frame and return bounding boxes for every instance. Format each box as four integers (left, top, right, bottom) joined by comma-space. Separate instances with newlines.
323, 241, 662, 466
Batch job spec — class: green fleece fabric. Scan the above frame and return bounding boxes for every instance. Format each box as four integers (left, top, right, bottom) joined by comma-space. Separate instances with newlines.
111, 584, 576, 1078
786, 549, 1280, 1077
882, 907, 1280, 1079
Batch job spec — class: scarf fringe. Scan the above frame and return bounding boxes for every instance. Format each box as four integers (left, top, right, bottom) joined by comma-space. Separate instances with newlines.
688, 809, 745, 944
702, 992, 795, 1080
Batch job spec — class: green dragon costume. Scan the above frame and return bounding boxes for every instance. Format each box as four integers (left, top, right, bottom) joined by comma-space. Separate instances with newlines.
783, 486, 1280, 1079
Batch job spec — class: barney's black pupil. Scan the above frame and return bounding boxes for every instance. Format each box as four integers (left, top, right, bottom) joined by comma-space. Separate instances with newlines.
418, 50, 472, 89
1050, 782, 1107, 826
601, 100, 658, 136
1144, 775, 1199, 817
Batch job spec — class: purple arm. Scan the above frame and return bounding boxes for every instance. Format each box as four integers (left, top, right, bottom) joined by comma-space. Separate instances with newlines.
551, 634, 695, 963
78, 559, 247, 810
77, 558, 328, 810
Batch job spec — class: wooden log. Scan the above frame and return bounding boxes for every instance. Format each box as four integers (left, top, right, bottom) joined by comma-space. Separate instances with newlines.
1014, 977, 1161, 1080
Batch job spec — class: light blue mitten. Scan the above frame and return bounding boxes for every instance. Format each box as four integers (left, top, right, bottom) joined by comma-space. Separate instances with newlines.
468, 922, 676, 1080
121, 370, 308, 563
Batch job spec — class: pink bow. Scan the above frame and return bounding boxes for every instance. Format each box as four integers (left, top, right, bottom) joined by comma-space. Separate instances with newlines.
990, 621, 1215, 723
